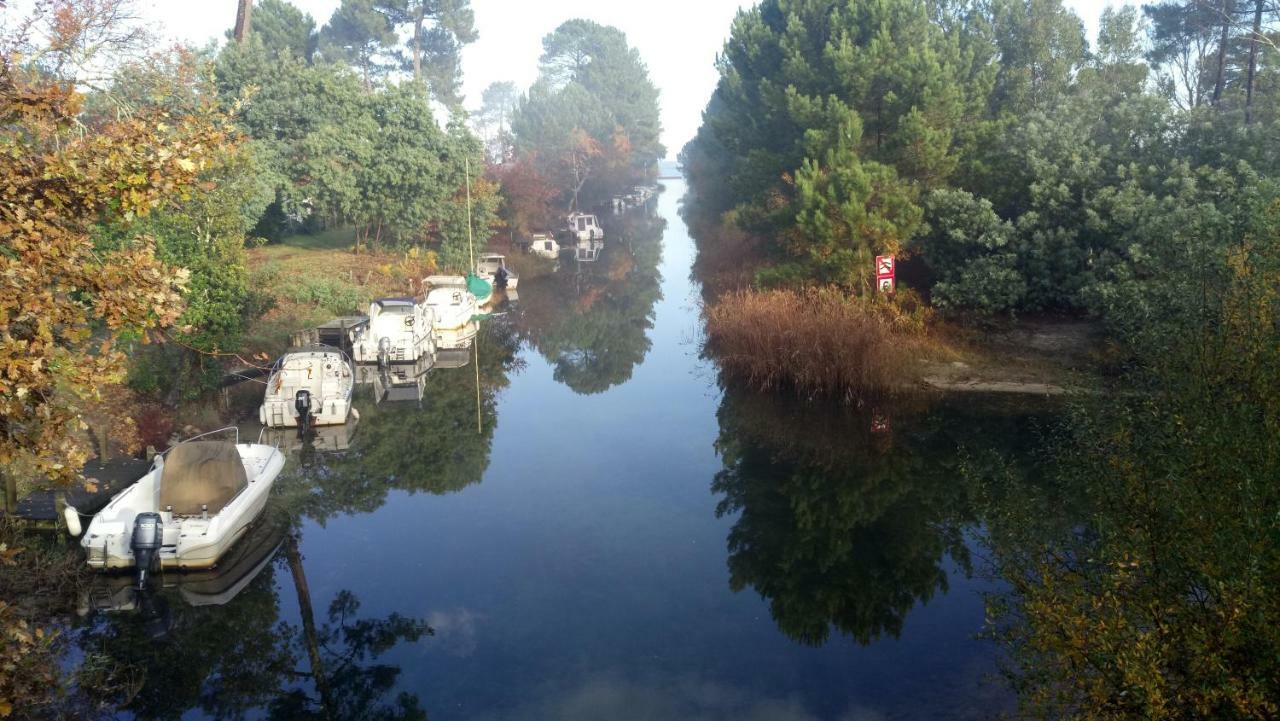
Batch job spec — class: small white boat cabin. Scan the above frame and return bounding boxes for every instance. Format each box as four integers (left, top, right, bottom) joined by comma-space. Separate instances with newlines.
529, 232, 560, 259
566, 212, 604, 241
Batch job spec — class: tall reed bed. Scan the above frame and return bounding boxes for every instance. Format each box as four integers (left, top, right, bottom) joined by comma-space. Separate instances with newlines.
704, 288, 935, 399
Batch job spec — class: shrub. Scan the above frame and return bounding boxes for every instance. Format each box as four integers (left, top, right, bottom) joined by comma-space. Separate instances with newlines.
704, 287, 936, 399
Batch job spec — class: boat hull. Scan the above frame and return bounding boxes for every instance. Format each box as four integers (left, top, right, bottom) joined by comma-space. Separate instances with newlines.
82, 443, 285, 573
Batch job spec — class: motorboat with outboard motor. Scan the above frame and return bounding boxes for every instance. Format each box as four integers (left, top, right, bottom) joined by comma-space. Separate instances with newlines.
259, 345, 354, 432
421, 275, 481, 349
349, 297, 436, 366
71, 429, 285, 587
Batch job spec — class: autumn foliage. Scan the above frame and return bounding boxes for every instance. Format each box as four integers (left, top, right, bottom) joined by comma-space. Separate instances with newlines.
0, 59, 232, 484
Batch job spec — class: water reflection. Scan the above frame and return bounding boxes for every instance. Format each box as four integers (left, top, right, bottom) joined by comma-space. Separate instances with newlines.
72, 521, 431, 719
712, 385, 1049, 646
516, 211, 666, 394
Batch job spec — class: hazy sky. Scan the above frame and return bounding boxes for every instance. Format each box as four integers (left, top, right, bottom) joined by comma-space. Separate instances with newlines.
136, 0, 1132, 158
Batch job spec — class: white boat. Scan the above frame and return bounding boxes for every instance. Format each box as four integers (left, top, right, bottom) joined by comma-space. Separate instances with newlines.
529, 232, 560, 259
475, 254, 518, 290
75, 430, 285, 585
422, 275, 481, 349
258, 345, 354, 430
350, 297, 436, 365
566, 212, 604, 241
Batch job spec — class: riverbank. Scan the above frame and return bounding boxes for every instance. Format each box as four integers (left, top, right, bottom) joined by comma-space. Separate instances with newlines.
703, 286, 1102, 399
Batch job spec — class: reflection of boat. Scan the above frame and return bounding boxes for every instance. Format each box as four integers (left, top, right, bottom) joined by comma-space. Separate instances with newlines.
258, 345, 354, 430
434, 347, 472, 369
574, 237, 604, 262
75, 430, 285, 585
356, 354, 433, 404
80, 515, 287, 613
476, 254, 518, 290
422, 276, 481, 349
260, 412, 360, 453
350, 298, 436, 365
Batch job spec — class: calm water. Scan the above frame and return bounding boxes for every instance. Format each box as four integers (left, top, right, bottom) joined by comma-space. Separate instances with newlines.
70, 180, 1055, 720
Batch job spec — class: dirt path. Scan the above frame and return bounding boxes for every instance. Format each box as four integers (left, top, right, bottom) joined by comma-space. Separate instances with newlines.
918, 317, 1102, 395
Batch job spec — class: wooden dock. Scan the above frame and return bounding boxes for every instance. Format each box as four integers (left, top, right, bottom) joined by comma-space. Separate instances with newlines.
4, 457, 150, 530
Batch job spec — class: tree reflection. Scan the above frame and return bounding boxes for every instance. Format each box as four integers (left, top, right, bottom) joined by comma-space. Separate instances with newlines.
70, 518, 432, 720
712, 385, 1046, 646
517, 212, 666, 394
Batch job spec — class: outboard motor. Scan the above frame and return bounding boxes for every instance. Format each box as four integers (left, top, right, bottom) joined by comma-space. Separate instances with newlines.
377, 336, 392, 368
294, 389, 313, 436
130, 512, 163, 589
495, 266, 509, 290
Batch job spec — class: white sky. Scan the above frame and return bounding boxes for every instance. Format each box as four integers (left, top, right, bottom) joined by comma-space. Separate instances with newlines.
134, 0, 1130, 158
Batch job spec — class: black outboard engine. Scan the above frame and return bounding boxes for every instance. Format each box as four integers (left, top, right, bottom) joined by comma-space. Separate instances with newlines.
495, 266, 509, 289
295, 388, 313, 436
377, 336, 392, 368
130, 512, 163, 589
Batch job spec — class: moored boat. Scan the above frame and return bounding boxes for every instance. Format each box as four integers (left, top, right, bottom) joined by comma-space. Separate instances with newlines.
349, 297, 436, 365
422, 275, 481, 349
258, 345, 354, 431
74, 430, 285, 586
475, 254, 518, 290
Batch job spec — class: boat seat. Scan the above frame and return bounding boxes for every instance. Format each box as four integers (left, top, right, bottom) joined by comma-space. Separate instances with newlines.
160, 441, 248, 516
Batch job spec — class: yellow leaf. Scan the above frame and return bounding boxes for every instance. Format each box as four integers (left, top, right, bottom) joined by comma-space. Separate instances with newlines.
176, 158, 196, 172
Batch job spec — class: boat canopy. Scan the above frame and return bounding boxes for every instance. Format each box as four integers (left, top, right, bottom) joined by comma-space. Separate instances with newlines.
374, 297, 416, 309
467, 273, 492, 299
160, 441, 248, 516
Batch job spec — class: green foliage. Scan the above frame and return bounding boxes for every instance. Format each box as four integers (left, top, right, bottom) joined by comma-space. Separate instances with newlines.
683, 0, 1280, 322
510, 19, 663, 211
215, 40, 494, 267
252, 0, 318, 61
979, 225, 1280, 718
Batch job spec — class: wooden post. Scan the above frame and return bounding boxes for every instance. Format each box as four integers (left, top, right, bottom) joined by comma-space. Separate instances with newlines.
97, 423, 111, 463
233, 0, 253, 44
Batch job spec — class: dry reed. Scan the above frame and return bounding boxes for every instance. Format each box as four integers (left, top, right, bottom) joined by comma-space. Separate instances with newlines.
704, 287, 933, 399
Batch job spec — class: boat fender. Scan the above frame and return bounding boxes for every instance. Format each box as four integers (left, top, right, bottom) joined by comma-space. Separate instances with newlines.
131, 512, 163, 589
63, 505, 82, 537
351, 407, 360, 421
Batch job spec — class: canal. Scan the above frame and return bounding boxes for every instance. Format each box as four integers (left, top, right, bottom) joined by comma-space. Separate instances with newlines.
68, 179, 1055, 719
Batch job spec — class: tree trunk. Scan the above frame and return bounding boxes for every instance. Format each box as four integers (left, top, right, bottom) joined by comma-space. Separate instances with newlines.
1211, 0, 1232, 106
286, 532, 336, 720
412, 5, 424, 84
233, 0, 252, 44
1244, 0, 1263, 123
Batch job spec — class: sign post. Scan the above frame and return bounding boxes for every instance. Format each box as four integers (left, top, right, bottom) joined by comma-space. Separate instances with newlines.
875, 254, 895, 294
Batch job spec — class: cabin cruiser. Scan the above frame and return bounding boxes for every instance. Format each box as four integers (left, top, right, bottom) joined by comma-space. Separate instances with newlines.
258, 345, 354, 432
72, 430, 285, 587
529, 232, 560, 259
475, 254, 518, 290
566, 212, 604, 241
350, 297, 436, 365
422, 275, 481, 349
